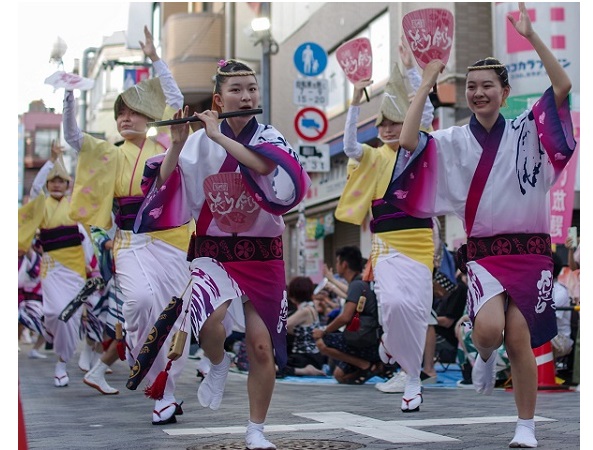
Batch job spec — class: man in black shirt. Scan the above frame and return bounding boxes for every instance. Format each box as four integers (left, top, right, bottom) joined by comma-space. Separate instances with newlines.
312, 246, 384, 384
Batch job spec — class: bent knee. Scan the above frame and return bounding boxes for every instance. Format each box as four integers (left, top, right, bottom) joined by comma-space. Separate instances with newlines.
247, 340, 274, 365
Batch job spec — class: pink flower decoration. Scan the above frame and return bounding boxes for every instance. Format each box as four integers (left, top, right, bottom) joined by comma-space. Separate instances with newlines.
149, 206, 163, 219
217, 59, 228, 68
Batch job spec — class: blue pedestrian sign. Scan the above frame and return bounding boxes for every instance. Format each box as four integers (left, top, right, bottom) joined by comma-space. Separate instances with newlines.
293, 42, 328, 77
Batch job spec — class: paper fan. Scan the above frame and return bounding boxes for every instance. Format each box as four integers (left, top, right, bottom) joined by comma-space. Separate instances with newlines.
335, 37, 373, 84
203, 172, 261, 234
44, 71, 95, 91
402, 8, 454, 69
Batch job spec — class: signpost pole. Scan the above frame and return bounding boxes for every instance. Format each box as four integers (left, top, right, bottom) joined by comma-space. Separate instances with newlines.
297, 201, 306, 276
261, 2, 272, 125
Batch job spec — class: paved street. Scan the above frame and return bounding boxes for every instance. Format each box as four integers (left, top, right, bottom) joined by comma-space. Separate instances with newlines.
19, 343, 581, 450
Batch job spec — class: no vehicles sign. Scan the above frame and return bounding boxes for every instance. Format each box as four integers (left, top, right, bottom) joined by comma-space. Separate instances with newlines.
294, 107, 328, 142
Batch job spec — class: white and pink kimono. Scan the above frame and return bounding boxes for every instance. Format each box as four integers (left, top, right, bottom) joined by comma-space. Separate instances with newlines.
18, 249, 48, 342
384, 87, 576, 348
135, 117, 311, 368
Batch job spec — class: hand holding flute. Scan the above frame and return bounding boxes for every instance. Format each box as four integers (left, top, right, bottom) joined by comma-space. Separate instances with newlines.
147, 108, 263, 128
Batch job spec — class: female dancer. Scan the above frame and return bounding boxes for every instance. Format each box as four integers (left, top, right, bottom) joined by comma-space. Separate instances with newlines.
134, 59, 310, 449
385, 4, 574, 446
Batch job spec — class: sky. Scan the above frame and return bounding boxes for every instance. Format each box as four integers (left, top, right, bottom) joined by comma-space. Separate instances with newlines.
16, 2, 131, 114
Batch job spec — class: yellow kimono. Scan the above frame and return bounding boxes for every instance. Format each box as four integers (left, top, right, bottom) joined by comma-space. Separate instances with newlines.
69, 111, 192, 252
335, 143, 433, 272
18, 194, 86, 279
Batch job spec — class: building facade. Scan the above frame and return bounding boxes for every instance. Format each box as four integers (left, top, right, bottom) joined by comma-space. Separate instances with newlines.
73, 2, 580, 281
18, 101, 63, 205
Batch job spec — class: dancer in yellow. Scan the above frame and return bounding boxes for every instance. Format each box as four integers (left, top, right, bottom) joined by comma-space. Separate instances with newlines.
18, 142, 97, 387
63, 26, 193, 425
335, 41, 435, 412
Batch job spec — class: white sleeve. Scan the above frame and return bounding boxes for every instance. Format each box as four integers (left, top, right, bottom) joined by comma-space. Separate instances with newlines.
153, 59, 183, 110
30, 160, 54, 199
63, 90, 84, 153
343, 106, 364, 161
406, 67, 435, 130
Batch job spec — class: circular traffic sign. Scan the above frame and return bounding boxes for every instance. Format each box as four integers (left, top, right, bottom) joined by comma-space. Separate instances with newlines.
293, 42, 328, 77
294, 107, 328, 142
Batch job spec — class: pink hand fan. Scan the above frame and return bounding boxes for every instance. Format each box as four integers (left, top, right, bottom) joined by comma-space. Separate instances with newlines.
336, 37, 373, 102
203, 172, 261, 234
402, 8, 454, 69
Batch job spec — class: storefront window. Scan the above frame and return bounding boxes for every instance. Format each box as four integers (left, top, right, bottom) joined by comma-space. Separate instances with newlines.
34, 129, 60, 160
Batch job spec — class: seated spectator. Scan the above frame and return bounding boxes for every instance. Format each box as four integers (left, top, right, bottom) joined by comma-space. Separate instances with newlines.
321, 263, 349, 300
422, 270, 468, 380
551, 252, 574, 360
312, 288, 341, 326
564, 234, 580, 305
277, 276, 327, 377
564, 234, 580, 389
312, 246, 385, 384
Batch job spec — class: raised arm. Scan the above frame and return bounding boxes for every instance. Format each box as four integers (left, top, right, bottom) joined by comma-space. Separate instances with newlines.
400, 38, 435, 131
63, 90, 84, 153
140, 26, 183, 110
507, 2, 571, 107
30, 140, 62, 199
399, 60, 444, 152
342, 79, 372, 162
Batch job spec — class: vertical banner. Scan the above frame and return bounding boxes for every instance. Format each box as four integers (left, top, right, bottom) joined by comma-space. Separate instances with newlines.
549, 111, 579, 244
123, 67, 150, 90
494, 3, 579, 96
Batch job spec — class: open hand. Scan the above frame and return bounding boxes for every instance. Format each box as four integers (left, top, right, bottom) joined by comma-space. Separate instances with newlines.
139, 25, 159, 61
507, 3, 534, 39
50, 140, 63, 162
399, 34, 414, 69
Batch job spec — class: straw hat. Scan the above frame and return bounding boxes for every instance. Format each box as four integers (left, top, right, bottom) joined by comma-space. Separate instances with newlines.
46, 155, 71, 182
116, 78, 166, 121
375, 63, 410, 127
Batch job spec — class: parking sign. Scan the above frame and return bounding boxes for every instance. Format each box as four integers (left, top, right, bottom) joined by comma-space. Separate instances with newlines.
293, 79, 329, 107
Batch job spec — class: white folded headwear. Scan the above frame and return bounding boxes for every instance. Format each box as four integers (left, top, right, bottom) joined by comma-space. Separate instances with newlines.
375, 63, 410, 127
46, 155, 71, 183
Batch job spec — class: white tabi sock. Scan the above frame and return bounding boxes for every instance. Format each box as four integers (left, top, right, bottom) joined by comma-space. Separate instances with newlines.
197, 352, 231, 410
509, 418, 537, 448
245, 420, 276, 450
472, 351, 497, 395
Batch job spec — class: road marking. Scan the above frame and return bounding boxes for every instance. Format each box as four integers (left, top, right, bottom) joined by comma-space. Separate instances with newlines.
164, 412, 555, 443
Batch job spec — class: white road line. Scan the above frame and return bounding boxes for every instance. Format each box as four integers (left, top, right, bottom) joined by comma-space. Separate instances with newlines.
163, 411, 555, 443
